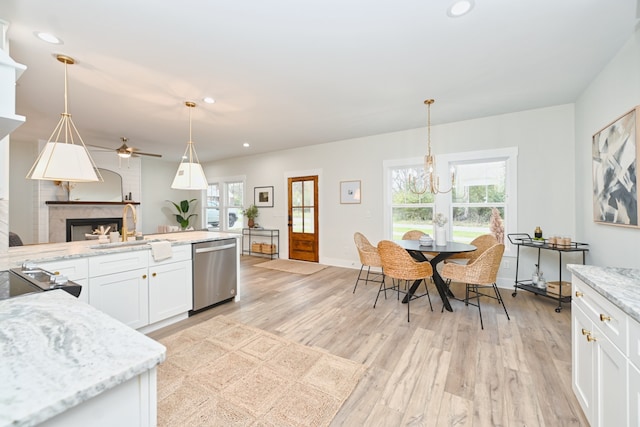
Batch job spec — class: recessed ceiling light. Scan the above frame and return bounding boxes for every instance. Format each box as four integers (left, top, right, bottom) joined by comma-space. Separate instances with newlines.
203, 97, 215, 104
243, 142, 250, 148
447, 0, 474, 17
34, 32, 63, 44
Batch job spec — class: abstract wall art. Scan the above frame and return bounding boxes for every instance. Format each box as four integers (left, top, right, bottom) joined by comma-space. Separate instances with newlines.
592, 106, 640, 227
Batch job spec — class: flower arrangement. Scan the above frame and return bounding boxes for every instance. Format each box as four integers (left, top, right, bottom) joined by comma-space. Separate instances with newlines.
434, 212, 448, 227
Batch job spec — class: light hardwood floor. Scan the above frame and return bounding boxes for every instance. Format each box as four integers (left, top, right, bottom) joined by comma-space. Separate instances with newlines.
148, 256, 588, 426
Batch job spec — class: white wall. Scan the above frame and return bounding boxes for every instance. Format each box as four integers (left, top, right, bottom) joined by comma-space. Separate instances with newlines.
203, 103, 576, 285
140, 156, 201, 235
575, 27, 640, 269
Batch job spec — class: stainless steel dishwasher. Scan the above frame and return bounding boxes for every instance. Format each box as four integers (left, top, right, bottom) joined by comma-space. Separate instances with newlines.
191, 238, 237, 313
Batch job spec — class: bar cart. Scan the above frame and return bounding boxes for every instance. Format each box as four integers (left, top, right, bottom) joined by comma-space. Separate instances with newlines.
507, 233, 589, 312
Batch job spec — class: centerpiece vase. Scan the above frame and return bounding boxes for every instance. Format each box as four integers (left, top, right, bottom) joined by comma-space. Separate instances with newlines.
435, 226, 446, 246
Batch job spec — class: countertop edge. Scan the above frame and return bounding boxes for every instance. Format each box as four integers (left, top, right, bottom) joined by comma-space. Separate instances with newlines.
568, 264, 640, 324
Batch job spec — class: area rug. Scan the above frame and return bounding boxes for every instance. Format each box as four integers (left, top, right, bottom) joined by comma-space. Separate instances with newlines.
157, 315, 366, 426
254, 259, 328, 275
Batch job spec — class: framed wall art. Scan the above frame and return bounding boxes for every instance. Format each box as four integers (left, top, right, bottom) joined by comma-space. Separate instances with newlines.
592, 105, 640, 227
254, 186, 274, 207
340, 180, 361, 204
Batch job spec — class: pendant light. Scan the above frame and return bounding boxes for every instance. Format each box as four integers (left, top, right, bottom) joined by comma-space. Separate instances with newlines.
171, 101, 208, 190
26, 55, 102, 182
408, 99, 455, 195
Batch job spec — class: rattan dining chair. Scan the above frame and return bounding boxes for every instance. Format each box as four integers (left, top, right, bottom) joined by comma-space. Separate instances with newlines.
402, 230, 426, 240
353, 232, 384, 293
446, 234, 497, 265
376, 240, 433, 322
441, 243, 509, 329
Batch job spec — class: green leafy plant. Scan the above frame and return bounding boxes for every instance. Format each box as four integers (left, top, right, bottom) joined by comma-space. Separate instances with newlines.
168, 199, 198, 230
241, 204, 259, 220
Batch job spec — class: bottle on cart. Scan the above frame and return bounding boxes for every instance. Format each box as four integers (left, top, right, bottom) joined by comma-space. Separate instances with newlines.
534, 226, 543, 239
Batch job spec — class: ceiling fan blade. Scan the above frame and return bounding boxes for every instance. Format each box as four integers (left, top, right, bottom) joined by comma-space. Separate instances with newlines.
86, 144, 115, 151
133, 151, 162, 158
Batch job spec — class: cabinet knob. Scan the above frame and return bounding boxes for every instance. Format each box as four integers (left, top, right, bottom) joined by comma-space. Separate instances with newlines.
586, 334, 597, 343
575, 291, 583, 298
152, 272, 157, 277
581, 328, 590, 336
142, 274, 147, 279
599, 314, 611, 322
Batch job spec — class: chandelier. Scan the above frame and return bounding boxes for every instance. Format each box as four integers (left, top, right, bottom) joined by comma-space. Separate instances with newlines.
171, 101, 208, 190
27, 55, 102, 182
408, 99, 455, 195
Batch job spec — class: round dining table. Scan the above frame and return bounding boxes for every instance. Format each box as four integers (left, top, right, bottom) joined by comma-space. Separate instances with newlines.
394, 240, 477, 312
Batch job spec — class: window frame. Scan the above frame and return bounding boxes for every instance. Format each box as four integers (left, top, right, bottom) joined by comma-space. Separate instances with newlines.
204, 175, 246, 232
384, 147, 517, 254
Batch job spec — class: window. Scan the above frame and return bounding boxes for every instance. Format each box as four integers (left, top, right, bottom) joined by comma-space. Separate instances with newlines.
441, 147, 518, 252
384, 159, 436, 239
384, 147, 517, 253
205, 179, 244, 231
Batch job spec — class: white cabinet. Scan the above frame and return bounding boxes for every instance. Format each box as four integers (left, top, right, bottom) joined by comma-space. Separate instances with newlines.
630, 363, 640, 427
148, 245, 192, 324
37, 258, 89, 304
572, 276, 634, 427
88, 251, 149, 329
87, 245, 193, 330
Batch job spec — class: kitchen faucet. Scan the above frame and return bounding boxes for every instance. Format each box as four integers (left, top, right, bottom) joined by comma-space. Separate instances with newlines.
121, 203, 137, 242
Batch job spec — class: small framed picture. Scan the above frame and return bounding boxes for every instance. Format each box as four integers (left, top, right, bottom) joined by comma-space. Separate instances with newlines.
254, 186, 274, 207
340, 180, 361, 204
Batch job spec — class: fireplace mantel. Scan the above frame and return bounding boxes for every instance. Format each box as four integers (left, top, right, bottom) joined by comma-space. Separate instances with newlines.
46, 201, 140, 205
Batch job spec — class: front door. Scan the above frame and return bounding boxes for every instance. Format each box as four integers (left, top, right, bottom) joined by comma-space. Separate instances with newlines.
288, 175, 319, 262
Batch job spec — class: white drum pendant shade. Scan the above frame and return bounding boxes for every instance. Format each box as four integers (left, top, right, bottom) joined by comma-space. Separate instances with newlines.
171, 161, 207, 190
28, 142, 99, 182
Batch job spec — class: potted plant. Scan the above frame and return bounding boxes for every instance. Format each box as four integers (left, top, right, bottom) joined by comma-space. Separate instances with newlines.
242, 204, 259, 228
168, 199, 198, 230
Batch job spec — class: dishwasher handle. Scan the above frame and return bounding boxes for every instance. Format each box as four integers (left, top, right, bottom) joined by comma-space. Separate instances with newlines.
195, 243, 236, 254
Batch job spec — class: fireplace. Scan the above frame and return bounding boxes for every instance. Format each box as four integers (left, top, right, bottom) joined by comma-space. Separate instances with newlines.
66, 218, 123, 242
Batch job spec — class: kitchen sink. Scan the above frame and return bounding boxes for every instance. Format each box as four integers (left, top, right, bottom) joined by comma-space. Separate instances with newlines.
89, 238, 169, 250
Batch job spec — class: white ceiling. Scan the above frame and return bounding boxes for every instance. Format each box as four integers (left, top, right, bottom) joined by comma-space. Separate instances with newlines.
3, 0, 639, 163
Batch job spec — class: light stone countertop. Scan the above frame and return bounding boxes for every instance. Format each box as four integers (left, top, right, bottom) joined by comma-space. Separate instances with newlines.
568, 264, 640, 324
0, 290, 166, 427
2, 230, 239, 270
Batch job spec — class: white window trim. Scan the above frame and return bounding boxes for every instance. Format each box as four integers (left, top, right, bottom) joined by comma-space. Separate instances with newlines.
384, 147, 517, 253
438, 147, 518, 254
203, 174, 246, 232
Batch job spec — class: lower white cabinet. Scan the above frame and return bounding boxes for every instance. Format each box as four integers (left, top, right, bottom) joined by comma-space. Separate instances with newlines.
630, 362, 640, 427
572, 276, 635, 427
90, 268, 149, 329
148, 259, 192, 324
88, 245, 193, 330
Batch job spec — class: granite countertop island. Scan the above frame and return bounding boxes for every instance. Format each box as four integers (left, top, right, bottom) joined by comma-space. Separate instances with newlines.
2, 230, 237, 270
568, 264, 640, 324
0, 290, 166, 427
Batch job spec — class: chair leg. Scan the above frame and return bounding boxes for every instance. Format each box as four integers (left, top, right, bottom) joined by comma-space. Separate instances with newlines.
466, 283, 484, 329
353, 264, 366, 293
493, 283, 510, 320
423, 279, 433, 312
406, 280, 410, 322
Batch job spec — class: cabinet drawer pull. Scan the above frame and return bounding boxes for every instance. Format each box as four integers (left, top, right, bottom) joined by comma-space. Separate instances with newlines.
599, 314, 611, 322
142, 274, 147, 279
586, 334, 597, 342
581, 328, 590, 336
575, 291, 583, 298
152, 272, 157, 277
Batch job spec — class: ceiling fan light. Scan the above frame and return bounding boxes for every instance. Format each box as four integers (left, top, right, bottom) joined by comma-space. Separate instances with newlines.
117, 149, 132, 158
171, 162, 208, 190
27, 142, 100, 182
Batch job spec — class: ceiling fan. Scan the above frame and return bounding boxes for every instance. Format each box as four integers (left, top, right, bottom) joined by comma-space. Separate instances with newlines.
89, 137, 162, 158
